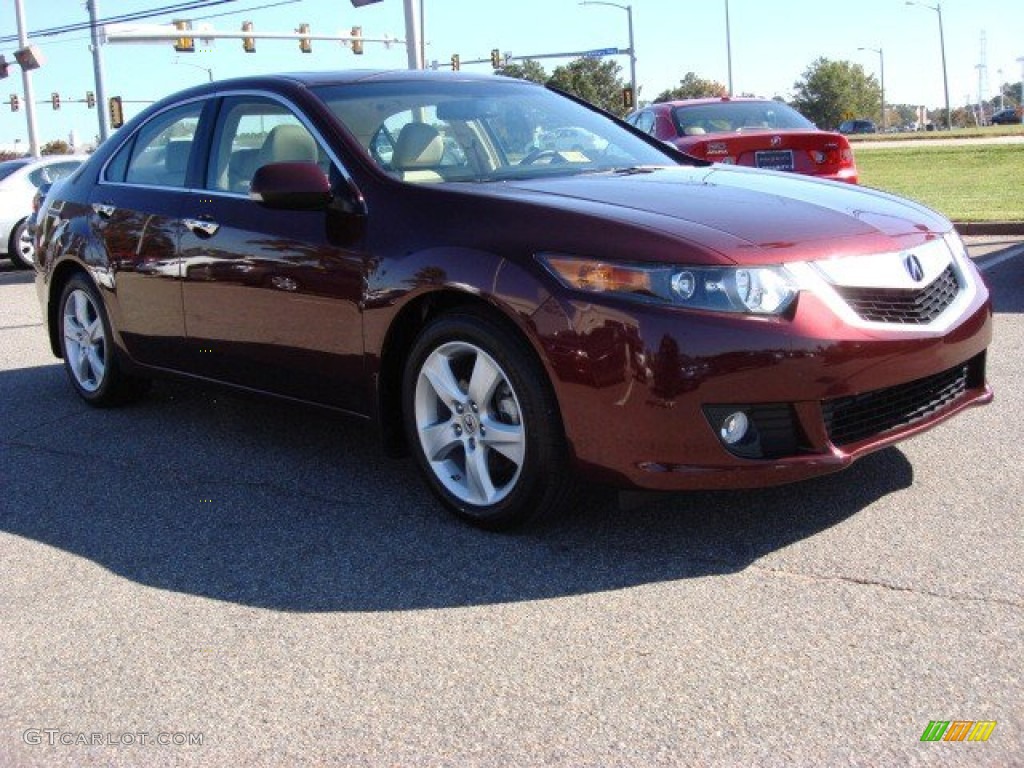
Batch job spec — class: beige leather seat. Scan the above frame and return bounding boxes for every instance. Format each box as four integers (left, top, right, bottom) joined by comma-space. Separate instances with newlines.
257, 124, 318, 165
392, 123, 444, 183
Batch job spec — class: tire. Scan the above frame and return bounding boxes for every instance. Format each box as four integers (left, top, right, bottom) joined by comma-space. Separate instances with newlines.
402, 310, 573, 530
57, 275, 151, 406
8, 218, 34, 269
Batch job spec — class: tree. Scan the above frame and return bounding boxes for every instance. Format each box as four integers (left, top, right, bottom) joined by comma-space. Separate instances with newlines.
40, 139, 72, 155
654, 72, 727, 102
547, 57, 628, 116
496, 59, 548, 84
791, 57, 882, 130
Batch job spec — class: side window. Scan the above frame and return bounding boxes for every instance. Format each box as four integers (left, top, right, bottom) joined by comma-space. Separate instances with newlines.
113, 102, 203, 188
634, 111, 656, 134
206, 96, 326, 194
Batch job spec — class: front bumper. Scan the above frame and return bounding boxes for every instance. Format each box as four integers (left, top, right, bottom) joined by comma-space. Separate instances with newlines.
534, 277, 993, 491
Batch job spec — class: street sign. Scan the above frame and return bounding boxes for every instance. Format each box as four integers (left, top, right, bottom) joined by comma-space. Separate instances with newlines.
582, 47, 619, 58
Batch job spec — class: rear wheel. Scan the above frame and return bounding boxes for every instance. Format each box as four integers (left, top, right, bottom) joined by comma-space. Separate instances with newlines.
402, 310, 573, 530
58, 275, 150, 406
8, 218, 34, 269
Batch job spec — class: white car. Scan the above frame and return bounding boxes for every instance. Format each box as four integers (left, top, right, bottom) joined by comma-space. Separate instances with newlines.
0, 155, 86, 269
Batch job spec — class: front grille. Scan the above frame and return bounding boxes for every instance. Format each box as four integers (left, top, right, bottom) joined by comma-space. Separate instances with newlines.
822, 362, 969, 447
836, 264, 960, 324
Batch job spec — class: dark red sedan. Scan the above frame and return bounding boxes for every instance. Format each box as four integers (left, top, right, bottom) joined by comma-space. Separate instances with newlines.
627, 97, 859, 183
34, 71, 991, 529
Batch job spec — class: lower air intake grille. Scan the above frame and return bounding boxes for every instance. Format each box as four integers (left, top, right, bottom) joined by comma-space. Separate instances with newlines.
836, 264, 959, 324
823, 362, 969, 447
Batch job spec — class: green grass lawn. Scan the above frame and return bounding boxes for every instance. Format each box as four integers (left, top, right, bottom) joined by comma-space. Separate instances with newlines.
854, 144, 1024, 221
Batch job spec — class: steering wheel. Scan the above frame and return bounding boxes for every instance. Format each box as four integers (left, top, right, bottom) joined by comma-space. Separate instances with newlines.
519, 149, 567, 166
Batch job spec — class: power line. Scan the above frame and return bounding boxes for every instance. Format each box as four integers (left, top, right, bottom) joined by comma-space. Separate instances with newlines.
192, 0, 301, 22
0, 1, 239, 45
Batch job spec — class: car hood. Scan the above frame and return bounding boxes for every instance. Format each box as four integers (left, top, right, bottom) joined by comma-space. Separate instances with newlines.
470, 164, 950, 265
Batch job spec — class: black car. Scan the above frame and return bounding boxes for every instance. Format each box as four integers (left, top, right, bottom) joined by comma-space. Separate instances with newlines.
838, 119, 877, 135
990, 107, 1022, 125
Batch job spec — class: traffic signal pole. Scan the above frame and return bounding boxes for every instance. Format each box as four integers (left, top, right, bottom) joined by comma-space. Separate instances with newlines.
403, 0, 422, 69
87, 0, 111, 142
13, 0, 40, 156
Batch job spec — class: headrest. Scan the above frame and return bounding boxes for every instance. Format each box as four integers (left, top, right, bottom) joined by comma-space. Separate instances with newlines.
393, 123, 444, 169
258, 125, 318, 165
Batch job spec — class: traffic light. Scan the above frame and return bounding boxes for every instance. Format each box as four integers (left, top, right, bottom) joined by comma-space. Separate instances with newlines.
490, 49, 501, 68
51, 92, 60, 110
350, 26, 363, 55
298, 23, 311, 53
109, 96, 124, 128
242, 21, 255, 53
9, 94, 18, 112
86, 90, 96, 108
0, 56, 8, 79
622, 87, 635, 110
173, 19, 194, 52
451, 54, 460, 71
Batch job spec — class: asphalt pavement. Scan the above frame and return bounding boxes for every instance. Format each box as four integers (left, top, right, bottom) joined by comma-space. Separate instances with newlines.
1, 241, 1021, 767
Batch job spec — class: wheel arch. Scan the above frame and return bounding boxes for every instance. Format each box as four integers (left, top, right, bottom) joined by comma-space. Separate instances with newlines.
376, 286, 563, 459
45, 259, 93, 357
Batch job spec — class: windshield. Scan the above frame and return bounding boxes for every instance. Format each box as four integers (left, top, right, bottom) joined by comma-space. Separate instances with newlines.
314, 78, 677, 183
671, 101, 815, 134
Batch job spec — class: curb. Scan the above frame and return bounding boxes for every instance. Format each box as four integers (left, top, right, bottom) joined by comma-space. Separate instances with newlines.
952, 221, 1024, 236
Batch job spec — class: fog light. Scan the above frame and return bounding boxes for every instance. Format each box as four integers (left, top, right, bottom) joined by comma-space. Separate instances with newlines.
720, 411, 749, 444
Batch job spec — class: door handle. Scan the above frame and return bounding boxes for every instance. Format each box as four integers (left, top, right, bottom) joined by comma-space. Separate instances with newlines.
183, 218, 220, 237
92, 202, 116, 218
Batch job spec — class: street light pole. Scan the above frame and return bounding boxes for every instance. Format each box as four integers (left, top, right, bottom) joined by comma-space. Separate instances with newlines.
906, 1, 951, 130
87, 0, 111, 143
580, 2, 637, 106
1018, 57, 1024, 124
13, 0, 40, 157
403, 0, 422, 69
858, 46, 885, 130
725, 0, 733, 96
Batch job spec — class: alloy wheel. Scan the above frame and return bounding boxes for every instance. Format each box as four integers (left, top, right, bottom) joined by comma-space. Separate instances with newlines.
413, 340, 526, 507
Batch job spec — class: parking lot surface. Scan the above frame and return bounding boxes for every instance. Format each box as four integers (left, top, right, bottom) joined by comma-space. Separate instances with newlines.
1, 241, 1021, 766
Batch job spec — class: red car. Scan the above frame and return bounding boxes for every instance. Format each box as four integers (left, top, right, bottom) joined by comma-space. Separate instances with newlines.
34, 72, 990, 530
627, 97, 859, 183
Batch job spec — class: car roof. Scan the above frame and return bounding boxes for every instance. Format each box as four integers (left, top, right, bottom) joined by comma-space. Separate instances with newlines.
183, 69, 527, 92
657, 97, 776, 108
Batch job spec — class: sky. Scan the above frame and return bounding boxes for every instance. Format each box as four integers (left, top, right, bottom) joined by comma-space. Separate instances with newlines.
1, 0, 1022, 148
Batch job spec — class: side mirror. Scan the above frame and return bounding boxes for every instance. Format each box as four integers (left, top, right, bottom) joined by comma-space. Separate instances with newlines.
249, 162, 331, 210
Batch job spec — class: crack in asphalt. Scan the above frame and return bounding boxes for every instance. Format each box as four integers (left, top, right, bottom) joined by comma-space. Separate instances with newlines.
4, 408, 92, 443
750, 562, 1023, 610
0, 322, 44, 330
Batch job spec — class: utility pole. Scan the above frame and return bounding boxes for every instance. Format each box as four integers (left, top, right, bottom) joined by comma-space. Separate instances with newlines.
87, 0, 111, 142
403, 0, 422, 69
13, 0, 40, 156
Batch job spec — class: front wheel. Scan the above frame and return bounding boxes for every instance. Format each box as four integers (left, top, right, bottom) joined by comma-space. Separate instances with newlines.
58, 275, 150, 406
8, 218, 34, 269
402, 311, 573, 530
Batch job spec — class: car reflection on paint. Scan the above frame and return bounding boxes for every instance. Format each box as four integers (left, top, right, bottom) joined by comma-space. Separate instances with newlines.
34, 71, 991, 530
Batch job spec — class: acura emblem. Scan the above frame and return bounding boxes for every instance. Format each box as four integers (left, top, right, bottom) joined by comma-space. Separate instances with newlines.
771, 135, 782, 147
903, 253, 925, 282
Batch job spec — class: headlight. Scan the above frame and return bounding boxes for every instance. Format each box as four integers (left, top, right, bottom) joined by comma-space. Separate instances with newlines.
538, 254, 798, 316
